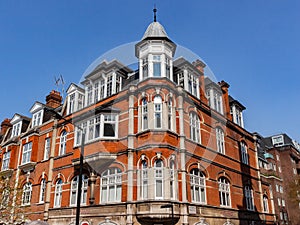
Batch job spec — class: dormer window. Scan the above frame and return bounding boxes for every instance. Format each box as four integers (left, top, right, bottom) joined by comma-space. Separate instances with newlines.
272, 135, 284, 147
231, 104, 244, 127
32, 110, 43, 127
11, 122, 22, 138
206, 88, 223, 114
67, 84, 85, 114
142, 58, 148, 78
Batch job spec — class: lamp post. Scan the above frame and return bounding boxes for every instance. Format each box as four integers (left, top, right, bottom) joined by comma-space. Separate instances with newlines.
161, 203, 174, 225
45, 108, 84, 225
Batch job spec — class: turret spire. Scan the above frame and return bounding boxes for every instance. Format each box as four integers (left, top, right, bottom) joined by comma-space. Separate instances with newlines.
153, 5, 157, 22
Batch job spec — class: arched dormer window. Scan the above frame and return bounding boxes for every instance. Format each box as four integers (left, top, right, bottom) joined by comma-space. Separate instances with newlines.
190, 112, 200, 143
141, 98, 148, 130
154, 96, 162, 129
190, 169, 206, 204
59, 130, 67, 156
154, 159, 164, 199
216, 127, 225, 154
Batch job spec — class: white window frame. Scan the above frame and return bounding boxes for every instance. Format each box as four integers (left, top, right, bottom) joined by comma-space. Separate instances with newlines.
216, 127, 225, 154
169, 159, 176, 200
68, 93, 76, 114
44, 138, 51, 160
54, 179, 63, 208
219, 177, 231, 207
11, 121, 22, 138
154, 96, 162, 129
141, 160, 148, 200
167, 98, 173, 130
22, 142, 32, 165
190, 113, 201, 143
190, 169, 206, 204
101, 168, 122, 203
272, 135, 284, 146
240, 142, 249, 165
154, 159, 164, 199
1, 151, 11, 171
39, 179, 46, 203
142, 98, 148, 130
70, 175, 88, 206
59, 131, 67, 156
32, 110, 43, 127
153, 55, 161, 77
22, 182, 32, 205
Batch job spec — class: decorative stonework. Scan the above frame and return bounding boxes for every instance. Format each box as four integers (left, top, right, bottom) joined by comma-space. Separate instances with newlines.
195, 217, 209, 225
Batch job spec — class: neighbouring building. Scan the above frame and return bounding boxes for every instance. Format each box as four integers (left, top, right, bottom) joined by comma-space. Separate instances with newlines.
255, 133, 300, 225
0, 12, 276, 225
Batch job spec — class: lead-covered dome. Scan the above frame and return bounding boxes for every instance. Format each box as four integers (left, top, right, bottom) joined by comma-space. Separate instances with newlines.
142, 21, 168, 40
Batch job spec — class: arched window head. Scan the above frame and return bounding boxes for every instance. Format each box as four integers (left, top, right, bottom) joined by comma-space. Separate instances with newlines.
141, 159, 148, 199
190, 169, 206, 203
141, 98, 148, 130
22, 182, 32, 205
190, 112, 200, 143
263, 195, 269, 213
59, 130, 67, 156
54, 179, 63, 208
244, 185, 254, 211
154, 96, 162, 129
218, 177, 230, 207
216, 127, 225, 154
39, 178, 46, 203
154, 159, 164, 199
240, 141, 248, 165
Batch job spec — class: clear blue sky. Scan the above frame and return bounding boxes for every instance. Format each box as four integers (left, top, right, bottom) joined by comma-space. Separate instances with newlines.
0, 1, 299, 141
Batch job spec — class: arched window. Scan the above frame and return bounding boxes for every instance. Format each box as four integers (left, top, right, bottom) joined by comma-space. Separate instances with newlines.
70, 175, 89, 206
154, 159, 164, 199
245, 185, 254, 211
154, 96, 162, 129
190, 113, 200, 143
240, 142, 249, 165
22, 182, 32, 205
263, 195, 269, 213
218, 177, 230, 207
216, 127, 225, 154
54, 179, 63, 208
168, 98, 173, 130
190, 169, 206, 203
39, 178, 46, 203
142, 98, 148, 130
170, 159, 176, 199
141, 160, 148, 199
59, 130, 67, 156
101, 168, 122, 203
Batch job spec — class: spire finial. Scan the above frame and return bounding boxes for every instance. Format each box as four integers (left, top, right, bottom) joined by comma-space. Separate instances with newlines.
153, 5, 157, 22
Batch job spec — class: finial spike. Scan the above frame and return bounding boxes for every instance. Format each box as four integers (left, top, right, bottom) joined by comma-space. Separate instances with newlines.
153, 5, 157, 22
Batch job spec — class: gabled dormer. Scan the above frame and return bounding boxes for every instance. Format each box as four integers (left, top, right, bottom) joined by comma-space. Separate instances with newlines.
66, 83, 85, 114
135, 11, 176, 81
10, 114, 30, 138
229, 96, 246, 128
205, 77, 224, 115
29, 102, 45, 127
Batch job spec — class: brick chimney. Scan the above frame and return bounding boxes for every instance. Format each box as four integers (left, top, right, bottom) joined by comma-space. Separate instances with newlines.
1, 118, 12, 136
218, 80, 231, 120
193, 59, 207, 104
46, 90, 62, 108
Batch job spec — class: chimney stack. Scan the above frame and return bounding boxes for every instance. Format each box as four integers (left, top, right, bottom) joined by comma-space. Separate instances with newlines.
46, 90, 62, 108
193, 59, 207, 104
1, 118, 12, 136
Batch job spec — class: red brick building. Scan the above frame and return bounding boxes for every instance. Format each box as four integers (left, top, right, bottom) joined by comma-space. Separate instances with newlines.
255, 133, 300, 225
0, 17, 275, 225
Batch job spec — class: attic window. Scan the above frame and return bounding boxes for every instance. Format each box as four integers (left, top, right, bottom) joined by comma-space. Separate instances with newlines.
11, 121, 22, 138
272, 135, 284, 147
32, 110, 43, 127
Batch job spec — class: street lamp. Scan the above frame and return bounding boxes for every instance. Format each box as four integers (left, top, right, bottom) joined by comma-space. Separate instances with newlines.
161, 203, 174, 225
45, 108, 84, 225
